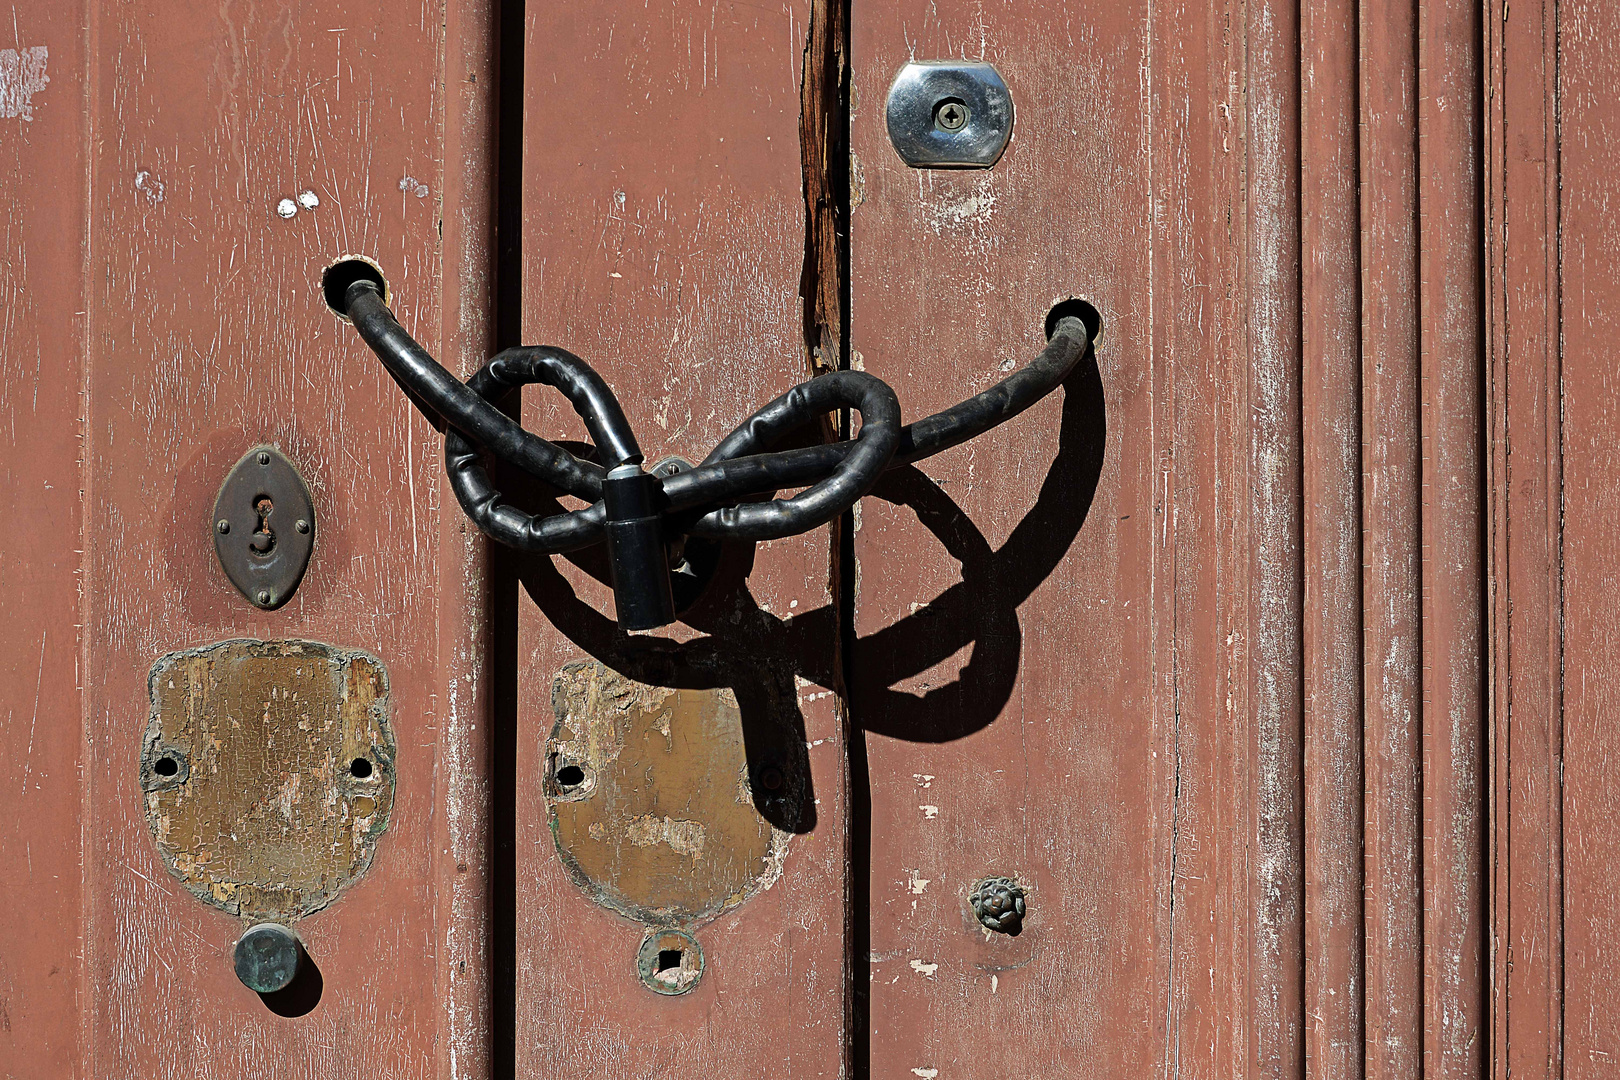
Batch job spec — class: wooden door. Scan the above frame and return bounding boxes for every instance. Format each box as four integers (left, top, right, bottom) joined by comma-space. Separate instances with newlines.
0, 1, 501, 1076
3, 0, 1618, 1077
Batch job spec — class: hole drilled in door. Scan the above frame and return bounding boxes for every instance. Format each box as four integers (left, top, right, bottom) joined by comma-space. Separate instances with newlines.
320, 256, 389, 319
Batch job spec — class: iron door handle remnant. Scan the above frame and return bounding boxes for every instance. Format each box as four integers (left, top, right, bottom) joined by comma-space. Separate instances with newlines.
325, 259, 1098, 630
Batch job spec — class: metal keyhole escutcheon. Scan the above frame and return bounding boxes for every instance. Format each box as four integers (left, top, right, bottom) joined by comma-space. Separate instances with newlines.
213, 445, 316, 609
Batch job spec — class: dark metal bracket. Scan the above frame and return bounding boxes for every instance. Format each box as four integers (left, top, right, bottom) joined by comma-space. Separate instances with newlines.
212, 446, 316, 610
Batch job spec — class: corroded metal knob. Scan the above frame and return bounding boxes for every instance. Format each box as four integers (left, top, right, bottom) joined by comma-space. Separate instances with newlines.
234, 922, 302, 993
969, 877, 1026, 934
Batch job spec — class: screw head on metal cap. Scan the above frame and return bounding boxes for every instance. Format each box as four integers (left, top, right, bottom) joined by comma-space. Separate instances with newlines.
234, 922, 302, 993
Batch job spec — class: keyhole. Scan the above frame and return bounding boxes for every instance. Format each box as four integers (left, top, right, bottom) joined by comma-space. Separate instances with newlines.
250, 496, 276, 556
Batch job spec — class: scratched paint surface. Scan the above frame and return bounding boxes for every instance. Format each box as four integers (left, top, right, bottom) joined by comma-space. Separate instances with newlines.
849, 0, 1290, 1074
64, 1, 487, 1077
514, 2, 850, 1075
0, 3, 85, 1076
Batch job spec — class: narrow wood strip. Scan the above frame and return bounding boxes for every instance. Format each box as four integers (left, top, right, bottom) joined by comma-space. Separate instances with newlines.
1301, 0, 1367, 1074
1246, 0, 1307, 1076
1550, 0, 1620, 1074
1486, 1, 1563, 1079
435, 1, 502, 1075
0, 3, 89, 1073
1417, 0, 1489, 1075
1359, 1, 1426, 1075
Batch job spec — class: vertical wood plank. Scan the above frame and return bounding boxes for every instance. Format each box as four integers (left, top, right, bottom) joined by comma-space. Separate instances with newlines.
1246, 0, 1307, 1074
0, 3, 88, 1075
1418, 0, 1489, 1076
76, 1, 492, 1075
1485, 0, 1563, 1077
847, 0, 1309, 1074
513, 3, 850, 1074
1556, 0, 1620, 1074
1360, 3, 1427, 1076
437, 0, 501, 1075
1301, 0, 1367, 1073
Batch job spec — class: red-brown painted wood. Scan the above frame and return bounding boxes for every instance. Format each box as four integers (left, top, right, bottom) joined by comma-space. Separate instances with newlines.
1556, 0, 1620, 1075
512, 4, 850, 1075
0, 2, 497, 1076
847, 1, 1308, 1074
0, 5, 88, 1076
1360, 3, 1427, 1076
1302, 0, 1366, 1073
1418, 3, 1488, 1075
1486, 2, 1563, 1078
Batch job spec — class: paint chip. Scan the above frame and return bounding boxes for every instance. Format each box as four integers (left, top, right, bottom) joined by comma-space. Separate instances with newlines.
275, 198, 298, 219
919, 804, 940, 819
909, 959, 938, 977
0, 47, 49, 121
134, 170, 164, 204
912, 1071, 939, 1079
297, 190, 320, 210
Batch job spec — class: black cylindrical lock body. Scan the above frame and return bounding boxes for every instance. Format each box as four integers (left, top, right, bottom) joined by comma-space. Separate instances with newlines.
601, 465, 676, 630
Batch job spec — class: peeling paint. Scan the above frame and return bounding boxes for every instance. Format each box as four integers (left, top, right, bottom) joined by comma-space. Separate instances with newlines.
0, 46, 49, 121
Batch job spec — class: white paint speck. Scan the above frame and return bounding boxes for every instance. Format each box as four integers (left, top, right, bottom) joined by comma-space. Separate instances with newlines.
399, 175, 429, 198
134, 170, 164, 204
913, 773, 935, 788
0, 46, 49, 121
275, 198, 298, 219
909, 959, 938, 977
297, 190, 320, 210
920, 804, 940, 819
907, 870, 931, 895
912, 1070, 940, 1079
991, 974, 999, 993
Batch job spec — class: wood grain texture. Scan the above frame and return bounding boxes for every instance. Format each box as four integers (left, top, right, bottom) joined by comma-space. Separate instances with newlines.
1360, 4, 1427, 1077
1557, 0, 1620, 1075
1301, 0, 1366, 1074
71, 0, 493, 1075
0, 3, 88, 1076
1418, 1, 1488, 1075
1486, 1, 1563, 1078
514, 3, 850, 1075
846, 0, 1310, 1074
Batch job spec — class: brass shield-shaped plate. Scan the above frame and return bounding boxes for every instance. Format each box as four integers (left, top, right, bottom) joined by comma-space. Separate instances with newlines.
546, 660, 802, 927
141, 639, 395, 921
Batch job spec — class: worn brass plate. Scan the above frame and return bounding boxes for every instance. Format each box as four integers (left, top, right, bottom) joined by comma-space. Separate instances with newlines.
141, 639, 395, 921
547, 660, 799, 926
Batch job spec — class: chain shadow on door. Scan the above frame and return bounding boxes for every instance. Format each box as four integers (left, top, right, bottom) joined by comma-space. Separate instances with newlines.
492, 348, 1103, 1066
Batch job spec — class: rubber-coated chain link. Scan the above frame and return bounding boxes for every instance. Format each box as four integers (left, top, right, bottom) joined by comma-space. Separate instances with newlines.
340, 279, 1095, 629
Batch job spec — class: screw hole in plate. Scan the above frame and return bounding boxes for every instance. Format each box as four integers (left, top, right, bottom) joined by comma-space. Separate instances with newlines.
153, 755, 179, 777
555, 764, 586, 788
637, 928, 704, 996
349, 757, 373, 779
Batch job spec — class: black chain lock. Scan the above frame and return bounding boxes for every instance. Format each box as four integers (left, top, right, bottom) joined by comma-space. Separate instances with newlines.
328, 263, 1098, 631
